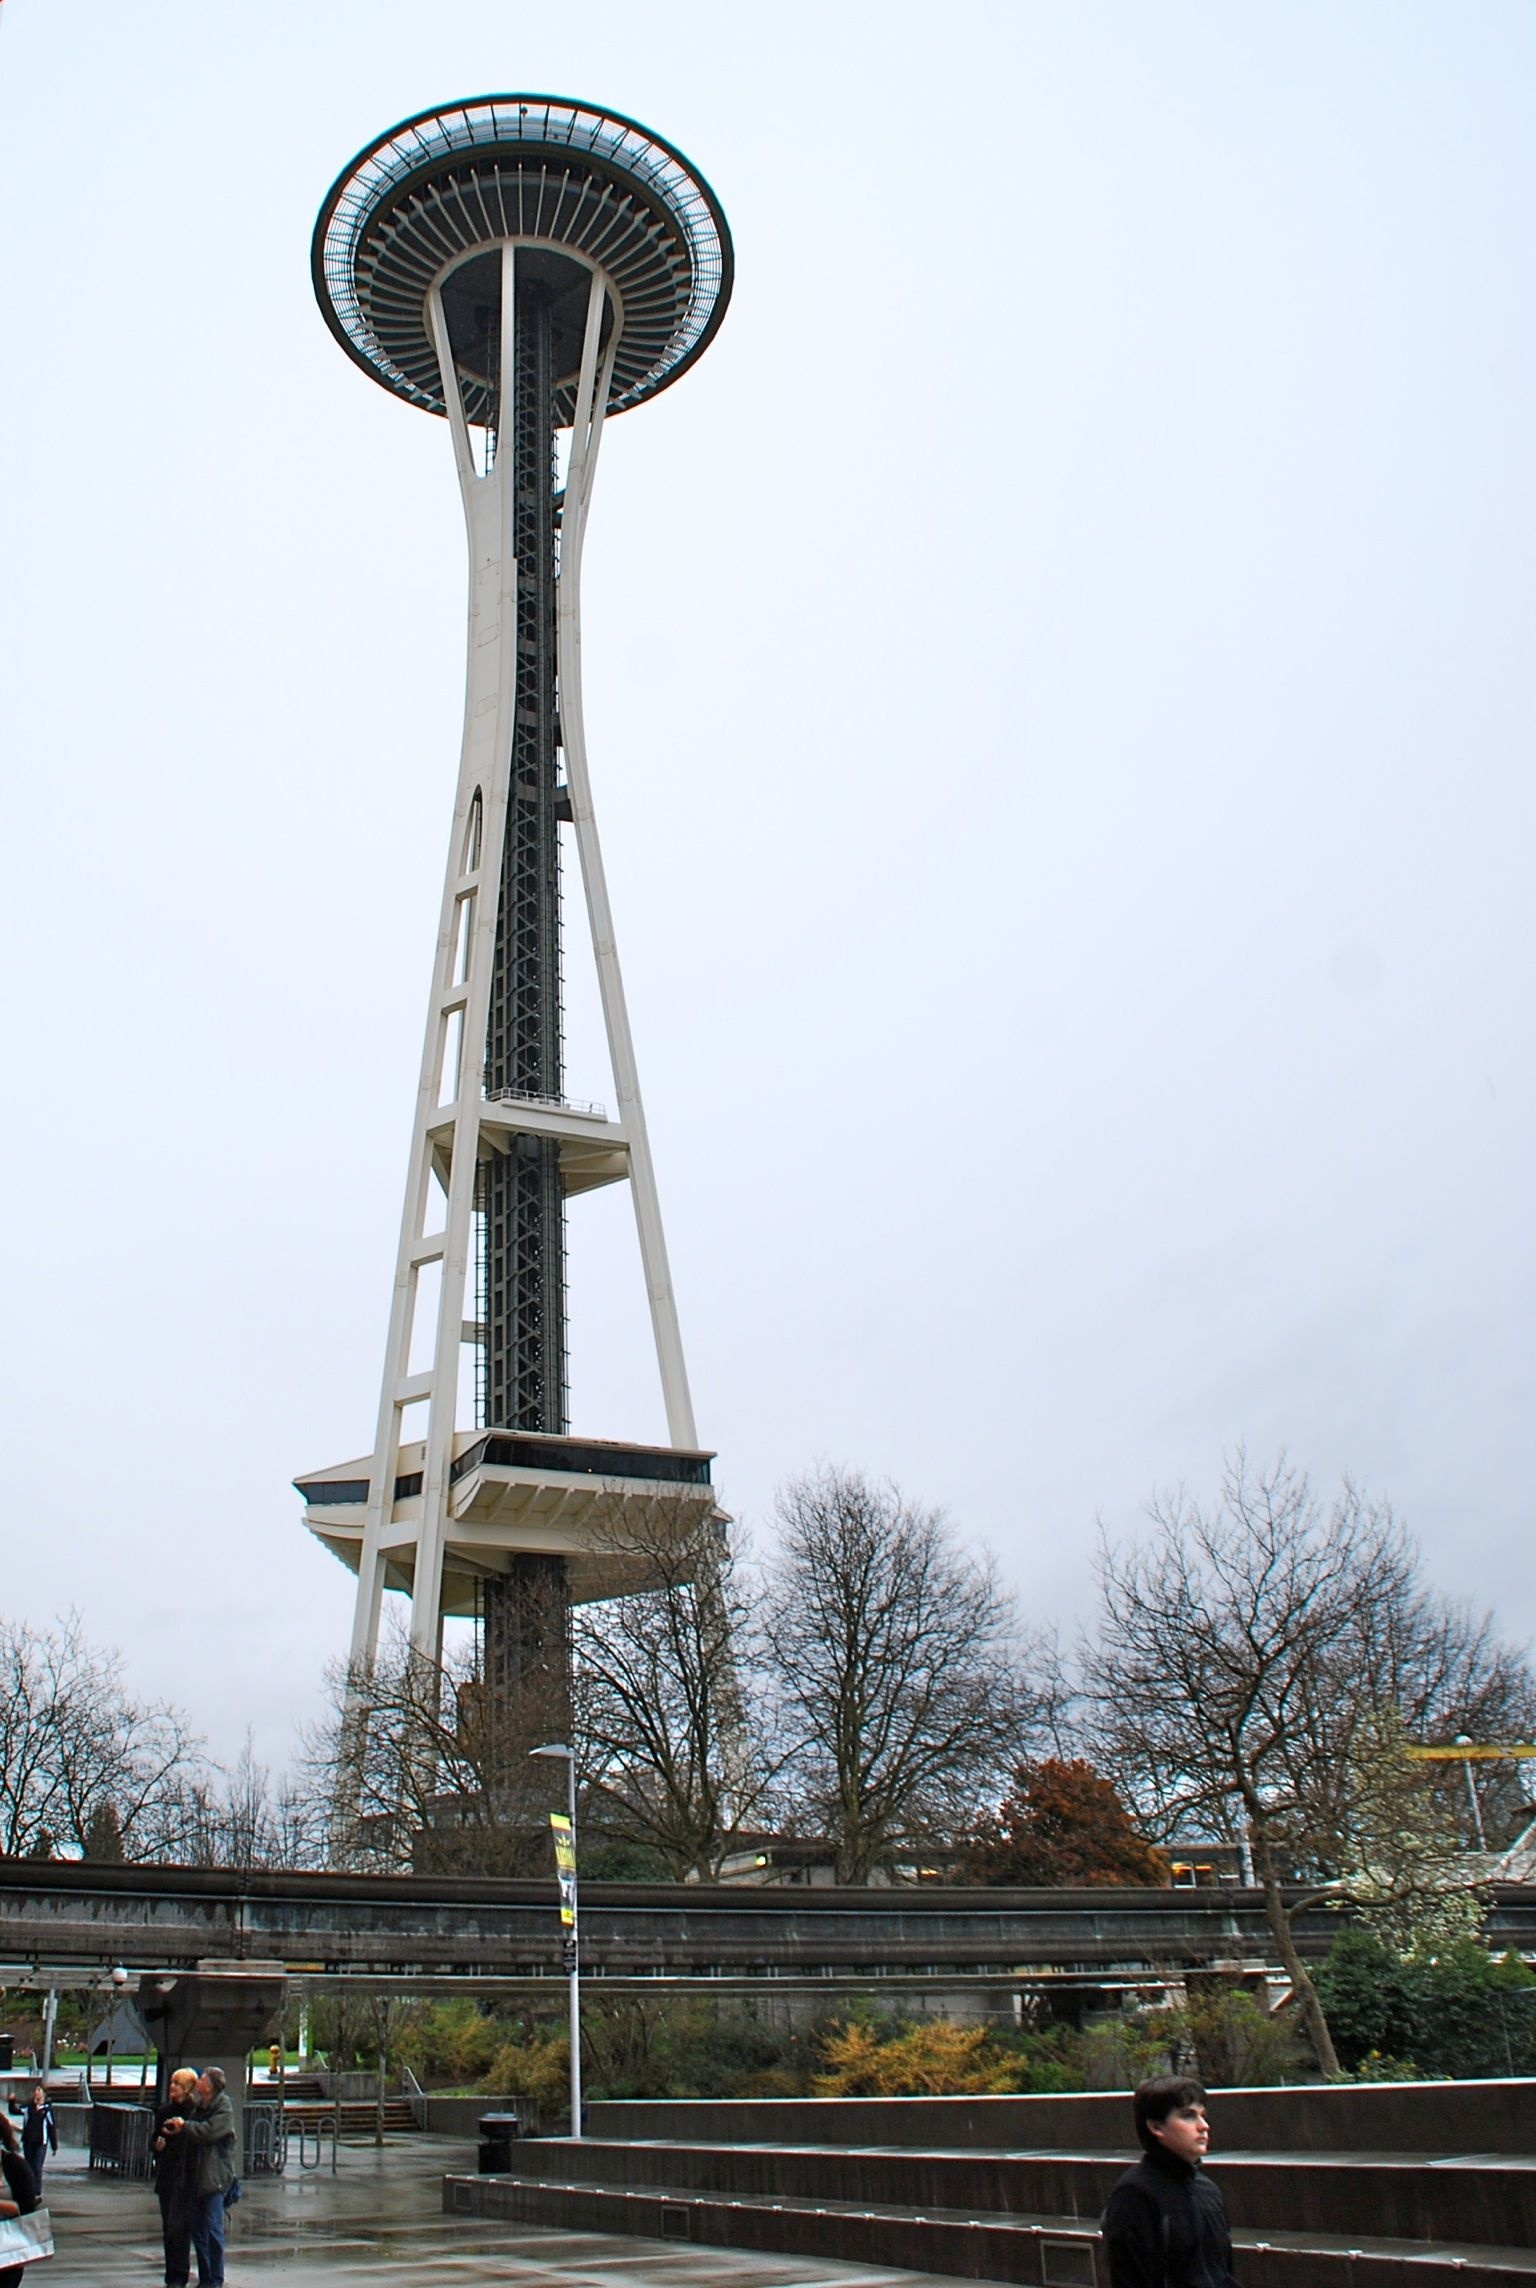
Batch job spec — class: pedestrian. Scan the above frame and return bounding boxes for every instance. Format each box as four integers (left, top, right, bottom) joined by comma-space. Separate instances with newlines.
161, 2067, 237, 2288
0, 2114, 41, 2288
153, 2068, 202, 2288
1101, 2074, 1238, 2288
19, 2087, 55, 2191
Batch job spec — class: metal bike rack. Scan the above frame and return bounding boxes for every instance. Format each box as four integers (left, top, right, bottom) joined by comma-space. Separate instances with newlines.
294, 2113, 338, 2175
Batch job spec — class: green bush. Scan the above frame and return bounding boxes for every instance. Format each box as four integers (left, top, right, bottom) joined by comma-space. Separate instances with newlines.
396, 1998, 504, 2085
481, 2031, 572, 2115
1315, 1931, 1536, 2078
1154, 1987, 1305, 2087
470, 1998, 804, 2115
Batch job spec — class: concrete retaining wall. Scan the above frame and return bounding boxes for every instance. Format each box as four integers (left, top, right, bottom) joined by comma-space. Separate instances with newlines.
419, 2094, 542, 2138
586, 2076, 1536, 2155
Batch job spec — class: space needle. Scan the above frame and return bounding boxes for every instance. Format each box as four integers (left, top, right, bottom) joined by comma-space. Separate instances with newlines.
296, 98, 731, 1744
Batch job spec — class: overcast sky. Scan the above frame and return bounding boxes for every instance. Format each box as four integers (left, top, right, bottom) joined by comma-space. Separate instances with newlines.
1, 1, 1531, 1775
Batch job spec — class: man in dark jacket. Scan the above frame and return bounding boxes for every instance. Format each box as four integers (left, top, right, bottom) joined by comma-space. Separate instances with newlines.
1101, 2074, 1237, 2288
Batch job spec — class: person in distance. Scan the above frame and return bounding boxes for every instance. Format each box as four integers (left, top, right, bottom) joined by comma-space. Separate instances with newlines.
19, 2088, 55, 2192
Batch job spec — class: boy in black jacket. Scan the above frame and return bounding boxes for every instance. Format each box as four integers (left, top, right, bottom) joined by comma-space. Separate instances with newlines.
1101, 2075, 1237, 2288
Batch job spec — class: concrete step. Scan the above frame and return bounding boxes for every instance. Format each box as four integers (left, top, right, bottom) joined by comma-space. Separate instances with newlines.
585, 2080, 1536, 2158
500, 2136, 1536, 2251
444, 2168, 1536, 2288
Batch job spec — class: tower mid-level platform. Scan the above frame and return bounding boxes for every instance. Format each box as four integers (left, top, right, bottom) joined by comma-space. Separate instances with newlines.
297, 1430, 716, 1620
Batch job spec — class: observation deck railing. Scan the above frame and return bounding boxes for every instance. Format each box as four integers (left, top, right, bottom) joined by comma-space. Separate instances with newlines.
482, 1082, 609, 1122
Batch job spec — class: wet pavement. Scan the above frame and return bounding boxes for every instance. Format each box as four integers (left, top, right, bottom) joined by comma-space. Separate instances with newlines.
39, 2137, 963, 2286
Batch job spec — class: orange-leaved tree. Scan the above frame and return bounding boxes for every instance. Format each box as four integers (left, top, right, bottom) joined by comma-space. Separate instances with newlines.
958, 1757, 1169, 1887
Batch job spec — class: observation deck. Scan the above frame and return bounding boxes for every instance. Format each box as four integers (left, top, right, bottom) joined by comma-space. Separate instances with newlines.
296, 1429, 716, 1616
312, 95, 733, 426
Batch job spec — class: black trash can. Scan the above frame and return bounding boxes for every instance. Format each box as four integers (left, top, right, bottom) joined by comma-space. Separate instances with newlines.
478, 2111, 518, 2174
0, 2037, 13, 2071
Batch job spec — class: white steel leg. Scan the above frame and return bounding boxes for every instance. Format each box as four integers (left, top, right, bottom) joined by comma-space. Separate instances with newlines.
559, 271, 699, 1451
350, 247, 521, 1670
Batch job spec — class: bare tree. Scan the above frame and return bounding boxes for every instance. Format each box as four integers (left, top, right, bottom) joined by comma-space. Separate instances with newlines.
167, 1735, 326, 1870
1086, 1453, 1536, 2074
763, 1466, 1045, 1884
0, 1613, 202, 1861
311, 1618, 567, 1876
572, 1492, 775, 1879
365, 1992, 423, 2145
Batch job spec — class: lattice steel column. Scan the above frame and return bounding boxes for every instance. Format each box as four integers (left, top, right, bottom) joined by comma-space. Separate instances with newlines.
481, 280, 567, 1441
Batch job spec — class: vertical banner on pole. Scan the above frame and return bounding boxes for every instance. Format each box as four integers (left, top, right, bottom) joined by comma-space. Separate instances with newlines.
550, 1811, 578, 1921
551, 1810, 579, 1969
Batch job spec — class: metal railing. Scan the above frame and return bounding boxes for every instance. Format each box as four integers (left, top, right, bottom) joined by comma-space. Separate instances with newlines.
400, 2064, 428, 2131
243, 2102, 285, 2177
309, 2069, 363, 2100
88, 2103, 153, 2178
482, 1081, 609, 1121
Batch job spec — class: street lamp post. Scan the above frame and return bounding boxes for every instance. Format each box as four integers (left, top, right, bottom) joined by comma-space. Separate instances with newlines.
1455, 1735, 1489, 1852
530, 1744, 581, 2137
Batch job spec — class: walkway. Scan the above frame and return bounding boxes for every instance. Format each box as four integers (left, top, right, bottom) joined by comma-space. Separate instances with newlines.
40, 2139, 964, 2286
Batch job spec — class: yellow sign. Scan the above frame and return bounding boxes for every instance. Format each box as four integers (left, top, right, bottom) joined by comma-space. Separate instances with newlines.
1406, 1744, 1536, 1761
550, 1812, 578, 1926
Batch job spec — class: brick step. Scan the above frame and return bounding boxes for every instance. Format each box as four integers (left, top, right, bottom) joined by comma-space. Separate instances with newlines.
445, 2171, 1536, 2288
501, 2137, 1536, 2251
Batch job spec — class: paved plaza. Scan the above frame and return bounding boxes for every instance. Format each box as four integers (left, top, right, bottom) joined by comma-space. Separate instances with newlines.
38, 2138, 961, 2287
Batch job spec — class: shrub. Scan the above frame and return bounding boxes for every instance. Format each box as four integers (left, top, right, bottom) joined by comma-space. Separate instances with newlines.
1344, 2051, 1421, 2082
398, 1997, 504, 2086
480, 2032, 571, 2116
1315, 1930, 1536, 2078
1157, 1987, 1305, 2087
813, 2018, 1018, 2096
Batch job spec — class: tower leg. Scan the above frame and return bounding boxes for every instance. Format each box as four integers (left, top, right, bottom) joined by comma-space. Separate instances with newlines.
557, 272, 699, 1451
346, 248, 523, 1689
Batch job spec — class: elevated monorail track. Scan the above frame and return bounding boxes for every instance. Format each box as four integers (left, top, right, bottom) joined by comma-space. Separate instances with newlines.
1, 1860, 1532, 1996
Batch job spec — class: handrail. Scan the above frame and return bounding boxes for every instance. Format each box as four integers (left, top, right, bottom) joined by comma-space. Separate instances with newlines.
400, 2063, 428, 2131
483, 1083, 609, 1122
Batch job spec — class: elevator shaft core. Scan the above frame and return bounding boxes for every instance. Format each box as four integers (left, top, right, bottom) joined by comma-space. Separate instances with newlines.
481, 282, 567, 1440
